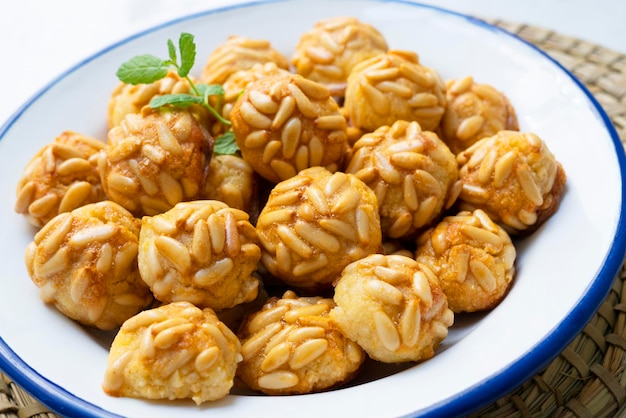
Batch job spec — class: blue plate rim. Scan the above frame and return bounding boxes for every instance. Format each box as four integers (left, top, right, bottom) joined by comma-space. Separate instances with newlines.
1, 1, 625, 417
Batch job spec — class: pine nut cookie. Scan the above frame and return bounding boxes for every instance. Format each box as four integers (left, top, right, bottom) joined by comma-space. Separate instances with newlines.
138, 200, 261, 311
200, 35, 289, 86
98, 107, 212, 217
201, 154, 258, 215
330, 254, 454, 363
108, 70, 211, 130
15, 131, 106, 228
102, 301, 242, 405
292, 16, 388, 97
236, 290, 365, 395
230, 73, 349, 183
344, 50, 447, 133
345, 120, 460, 239
256, 166, 382, 293
24, 200, 153, 330
456, 130, 566, 235
440, 76, 519, 154
415, 210, 516, 313
212, 62, 291, 137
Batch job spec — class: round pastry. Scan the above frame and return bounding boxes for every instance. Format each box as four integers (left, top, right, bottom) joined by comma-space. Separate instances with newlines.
292, 16, 388, 96
24, 201, 153, 330
107, 69, 210, 130
15, 131, 106, 228
344, 50, 447, 133
345, 120, 460, 239
201, 154, 257, 215
330, 254, 454, 363
456, 130, 566, 235
213, 62, 291, 137
102, 301, 242, 404
415, 209, 516, 313
230, 73, 349, 183
98, 107, 212, 217
200, 35, 289, 86
256, 167, 383, 293
138, 200, 261, 311
236, 290, 365, 395
440, 76, 519, 154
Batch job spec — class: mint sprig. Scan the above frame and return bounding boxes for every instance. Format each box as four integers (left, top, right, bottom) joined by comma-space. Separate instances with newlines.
116, 54, 169, 84
213, 131, 238, 155
177, 33, 196, 78
116, 32, 239, 154
149, 93, 203, 108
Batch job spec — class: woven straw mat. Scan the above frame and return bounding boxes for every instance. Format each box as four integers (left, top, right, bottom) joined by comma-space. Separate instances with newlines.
2, 19, 626, 418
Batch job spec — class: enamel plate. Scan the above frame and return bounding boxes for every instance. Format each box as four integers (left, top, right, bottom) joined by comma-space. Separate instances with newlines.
1, 1, 624, 417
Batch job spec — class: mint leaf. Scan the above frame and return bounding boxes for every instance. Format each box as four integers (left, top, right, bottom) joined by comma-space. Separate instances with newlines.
167, 39, 177, 65
178, 33, 196, 78
150, 94, 203, 109
115, 32, 232, 125
194, 84, 231, 125
116, 54, 169, 84
213, 131, 239, 155
197, 84, 225, 97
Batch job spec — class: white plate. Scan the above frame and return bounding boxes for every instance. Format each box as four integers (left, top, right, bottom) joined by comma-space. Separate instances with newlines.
1, 1, 625, 417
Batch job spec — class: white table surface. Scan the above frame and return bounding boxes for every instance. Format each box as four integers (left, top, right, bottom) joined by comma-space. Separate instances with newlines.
0, 0, 624, 130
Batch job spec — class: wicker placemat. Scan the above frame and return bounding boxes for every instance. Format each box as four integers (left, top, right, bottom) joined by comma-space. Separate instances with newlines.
1, 19, 626, 418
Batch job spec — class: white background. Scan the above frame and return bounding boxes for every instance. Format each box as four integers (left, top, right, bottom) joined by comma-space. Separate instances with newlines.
0, 0, 624, 130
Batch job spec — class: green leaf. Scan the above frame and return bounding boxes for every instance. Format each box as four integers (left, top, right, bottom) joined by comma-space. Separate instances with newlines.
194, 83, 231, 125
178, 33, 196, 77
213, 131, 239, 155
116, 54, 169, 84
197, 84, 225, 98
167, 39, 177, 65
150, 94, 203, 109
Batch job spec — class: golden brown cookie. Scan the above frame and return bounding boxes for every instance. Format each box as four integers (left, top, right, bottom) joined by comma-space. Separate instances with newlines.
256, 167, 382, 293
98, 107, 212, 217
230, 73, 348, 183
200, 36, 289, 86
201, 154, 257, 214
456, 130, 566, 235
440, 76, 519, 154
292, 16, 388, 96
102, 301, 242, 404
415, 209, 516, 312
24, 201, 153, 330
107, 70, 210, 130
236, 290, 365, 395
330, 254, 454, 363
138, 200, 261, 311
345, 120, 460, 239
344, 50, 447, 132
213, 62, 291, 137
15, 131, 106, 228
